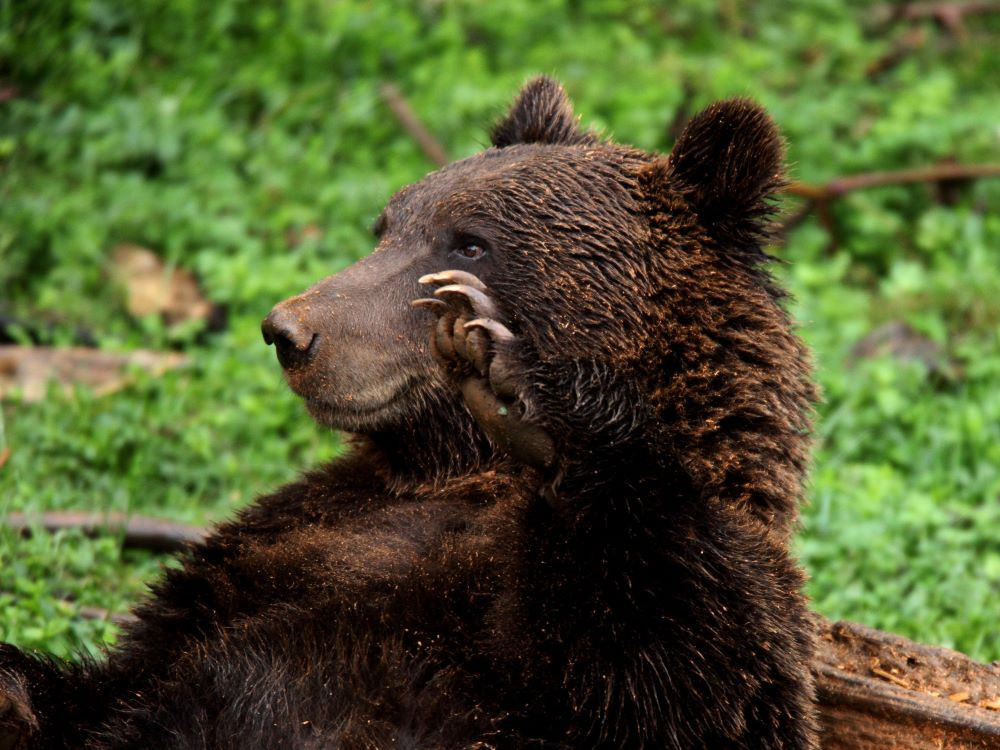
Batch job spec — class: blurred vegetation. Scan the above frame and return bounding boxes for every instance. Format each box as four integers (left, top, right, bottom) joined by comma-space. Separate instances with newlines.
1, 0, 999, 660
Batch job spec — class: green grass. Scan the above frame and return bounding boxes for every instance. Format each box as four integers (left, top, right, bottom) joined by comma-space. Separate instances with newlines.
1, 0, 999, 661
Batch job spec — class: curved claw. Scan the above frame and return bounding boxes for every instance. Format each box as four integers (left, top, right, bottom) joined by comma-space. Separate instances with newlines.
411, 298, 449, 314
433, 284, 498, 319
464, 317, 514, 344
418, 270, 488, 292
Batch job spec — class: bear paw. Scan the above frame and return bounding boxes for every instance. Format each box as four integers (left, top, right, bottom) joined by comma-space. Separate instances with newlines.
413, 270, 554, 471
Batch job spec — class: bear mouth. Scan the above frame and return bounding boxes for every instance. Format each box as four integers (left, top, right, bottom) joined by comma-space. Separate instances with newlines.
303, 375, 428, 431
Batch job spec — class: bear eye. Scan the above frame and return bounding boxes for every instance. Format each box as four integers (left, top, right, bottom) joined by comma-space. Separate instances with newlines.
453, 243, 486, 260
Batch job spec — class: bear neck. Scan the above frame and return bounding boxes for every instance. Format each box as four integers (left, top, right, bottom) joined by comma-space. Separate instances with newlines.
639, 260, 817, 531
363, 394, 497, 488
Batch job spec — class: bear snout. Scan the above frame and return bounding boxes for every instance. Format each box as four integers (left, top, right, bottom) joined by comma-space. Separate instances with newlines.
262, 304, 319, 370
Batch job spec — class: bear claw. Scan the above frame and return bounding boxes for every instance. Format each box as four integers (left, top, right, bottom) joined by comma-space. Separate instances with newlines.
410, 298, 448, 314
418, 270, 488, 292
414, 271, 554, 471
464, 318, 513, 343
431, 284, 499, 321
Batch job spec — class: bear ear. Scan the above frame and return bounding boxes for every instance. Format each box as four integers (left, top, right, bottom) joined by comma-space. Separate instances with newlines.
491, 76, 596, 148
660, 98, 786, 248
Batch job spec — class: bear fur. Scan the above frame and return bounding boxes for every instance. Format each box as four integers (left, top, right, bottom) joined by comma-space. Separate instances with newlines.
0, 77, 819, 749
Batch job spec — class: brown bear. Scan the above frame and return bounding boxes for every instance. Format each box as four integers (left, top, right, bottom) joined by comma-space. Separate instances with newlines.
0, 77, 819, 749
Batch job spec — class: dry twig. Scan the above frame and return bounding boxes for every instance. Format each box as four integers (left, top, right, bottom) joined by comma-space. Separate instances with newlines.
779, 163, 1000, 246
874, 2, 1000, 37
6, 511, 207, 552
785, 163, 1000, 202
76, 604, 138, 627
379, 83, 450, 167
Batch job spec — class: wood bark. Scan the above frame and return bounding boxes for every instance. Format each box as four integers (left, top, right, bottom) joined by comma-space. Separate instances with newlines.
815, 618, 1000, 748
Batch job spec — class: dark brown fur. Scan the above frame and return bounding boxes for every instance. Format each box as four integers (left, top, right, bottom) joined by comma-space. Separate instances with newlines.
0, 77, 818, 749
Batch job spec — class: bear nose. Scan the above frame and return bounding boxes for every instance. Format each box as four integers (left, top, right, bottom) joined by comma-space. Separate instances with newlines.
262, 306, 318, 370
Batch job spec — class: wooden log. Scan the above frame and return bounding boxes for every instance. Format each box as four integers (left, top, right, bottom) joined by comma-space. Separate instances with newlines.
815, 618, 1000, 748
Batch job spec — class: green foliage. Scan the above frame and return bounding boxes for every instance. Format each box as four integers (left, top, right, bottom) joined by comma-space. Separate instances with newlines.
1, 1, 998, 659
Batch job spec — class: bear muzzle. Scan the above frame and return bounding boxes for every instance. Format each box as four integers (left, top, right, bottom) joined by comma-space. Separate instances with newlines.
261, 304, 320, 370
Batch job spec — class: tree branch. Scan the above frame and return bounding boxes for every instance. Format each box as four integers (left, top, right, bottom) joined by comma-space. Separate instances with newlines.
872, 2, 1000, 36
5, 511, 206, 552
785, 163, 1000, 202
379, 82, 450, 167
76, 604, 138, 627
778, 163, 1000, 246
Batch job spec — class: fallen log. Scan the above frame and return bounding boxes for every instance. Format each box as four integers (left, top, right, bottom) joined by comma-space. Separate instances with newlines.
815, 618, 1000, 748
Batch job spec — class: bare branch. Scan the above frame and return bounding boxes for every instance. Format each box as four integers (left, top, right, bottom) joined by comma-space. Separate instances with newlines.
379, 83, 450, 167
5, 511, 207, 552
872, 2, 1000, 36
785, 163, 1000, 202
76, 604, 138, 627
778, 163, 1000, 247
866, 26, 929, 78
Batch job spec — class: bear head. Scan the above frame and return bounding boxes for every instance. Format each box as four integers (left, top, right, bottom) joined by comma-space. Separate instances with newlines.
262, 77, 815, 526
